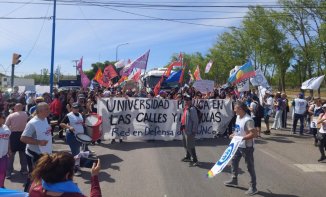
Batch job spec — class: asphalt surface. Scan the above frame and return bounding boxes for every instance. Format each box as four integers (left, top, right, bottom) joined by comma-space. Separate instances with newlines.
5, 126, 326, 197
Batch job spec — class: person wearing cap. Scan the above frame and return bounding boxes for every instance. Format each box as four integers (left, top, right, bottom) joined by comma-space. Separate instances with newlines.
224, 101, 258, 196
28, 97, 45, 116
20, 102, 52, 192
291, 93, 308, 135
77, 94, 88, 116
316, 104, 326, 162
180, 94, 199, 167
157, 90, 167, 99
60, 102, 85, 176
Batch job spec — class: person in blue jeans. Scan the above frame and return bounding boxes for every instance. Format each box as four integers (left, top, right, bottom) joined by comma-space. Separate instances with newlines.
60, 102, 84, 176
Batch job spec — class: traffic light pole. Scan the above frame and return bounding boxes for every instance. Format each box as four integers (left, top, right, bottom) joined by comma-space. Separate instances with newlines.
11, 64, 14, 88
49, 0, 57, 96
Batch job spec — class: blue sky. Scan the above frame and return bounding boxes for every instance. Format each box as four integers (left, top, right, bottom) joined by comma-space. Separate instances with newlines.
0, 0, 276, 77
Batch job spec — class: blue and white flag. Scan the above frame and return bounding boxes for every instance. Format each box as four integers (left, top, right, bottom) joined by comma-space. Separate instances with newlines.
207, 136, 243, 178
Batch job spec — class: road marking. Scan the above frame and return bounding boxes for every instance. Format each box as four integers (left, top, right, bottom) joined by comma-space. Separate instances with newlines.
294, 164, 326, 172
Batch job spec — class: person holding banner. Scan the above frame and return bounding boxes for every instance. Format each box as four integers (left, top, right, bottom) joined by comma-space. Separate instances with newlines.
224, 101, 258, 196
180, 94, 199, 167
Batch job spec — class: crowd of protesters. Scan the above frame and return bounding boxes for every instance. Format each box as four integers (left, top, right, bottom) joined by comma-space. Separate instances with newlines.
1, 83, 326, 195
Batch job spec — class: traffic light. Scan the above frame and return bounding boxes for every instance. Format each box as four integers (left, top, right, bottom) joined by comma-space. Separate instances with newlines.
12, 53, 21, 65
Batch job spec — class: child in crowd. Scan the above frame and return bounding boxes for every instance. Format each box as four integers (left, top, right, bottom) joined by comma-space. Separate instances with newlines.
0, 113, 11, 188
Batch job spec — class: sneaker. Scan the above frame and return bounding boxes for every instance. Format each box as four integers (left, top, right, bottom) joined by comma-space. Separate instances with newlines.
6, 173, 12, 179
245, 187, 258, 196
119, 139, 123, 143
111, 139, 116, 144
74, 170, 82, 176
181, 157, 191, 162
74, 167, 82, 176
189, 161, 200, 167
263, 130, 270, 135
318, 156, 326, 162
224, 178, 238, 187
20, 170, 28, 175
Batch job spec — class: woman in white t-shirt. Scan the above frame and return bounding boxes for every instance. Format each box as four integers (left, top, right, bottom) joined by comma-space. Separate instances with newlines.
317, 104, 326, 162
0, 113, 11, 188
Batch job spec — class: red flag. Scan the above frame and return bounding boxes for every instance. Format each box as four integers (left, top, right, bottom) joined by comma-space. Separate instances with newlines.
165, 63, 175, 77
131, 69, 142, 81
194, 65, 202, 80
179, 66, 185, 84
178, 52, 183, 61
93, 68, 103, 83
103, 65, 118, 80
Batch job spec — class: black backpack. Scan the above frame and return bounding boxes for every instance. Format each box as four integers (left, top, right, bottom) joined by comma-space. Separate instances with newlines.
254, 101, 264, 118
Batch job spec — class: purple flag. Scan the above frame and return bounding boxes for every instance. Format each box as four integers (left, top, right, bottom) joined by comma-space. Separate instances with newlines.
205, 60, 213, 73
121, 50, 150, 76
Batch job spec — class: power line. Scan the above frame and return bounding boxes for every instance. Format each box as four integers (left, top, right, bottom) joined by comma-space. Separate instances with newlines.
0, 14, 293, 21
1, 0, 323, 9
16, 2, 52, 69
1, 0, 35, 17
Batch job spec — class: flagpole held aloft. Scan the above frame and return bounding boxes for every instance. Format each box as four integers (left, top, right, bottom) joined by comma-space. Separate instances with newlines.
50, 0, 57, 96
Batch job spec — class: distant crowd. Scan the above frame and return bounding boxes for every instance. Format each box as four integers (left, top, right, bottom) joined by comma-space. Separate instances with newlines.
1, 84, 326, 196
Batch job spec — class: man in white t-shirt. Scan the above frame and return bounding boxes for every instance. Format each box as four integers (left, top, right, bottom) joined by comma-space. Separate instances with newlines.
20, 102, 52, 192
224, 101, 258, 196
292, 93, 308, 135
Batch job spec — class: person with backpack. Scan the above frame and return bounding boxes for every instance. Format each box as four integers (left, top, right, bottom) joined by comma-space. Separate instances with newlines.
249, 96, 263, 137
180, 94, 199, 167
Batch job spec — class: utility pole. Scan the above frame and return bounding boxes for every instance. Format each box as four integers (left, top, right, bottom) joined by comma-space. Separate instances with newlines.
72, 60, 79, 76
49, 0, 57, 96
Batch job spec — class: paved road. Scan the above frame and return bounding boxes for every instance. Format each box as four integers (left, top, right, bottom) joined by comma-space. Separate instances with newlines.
5, 128, 326, 197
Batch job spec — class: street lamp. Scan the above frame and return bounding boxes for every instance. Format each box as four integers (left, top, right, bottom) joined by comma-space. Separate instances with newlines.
115, 42, 129, 61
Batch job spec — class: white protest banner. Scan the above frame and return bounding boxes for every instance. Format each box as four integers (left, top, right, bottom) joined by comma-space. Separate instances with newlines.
97, 98, 233, 141
236, 79, 249, 92
301, 75, 325, 90
207, 136, 243, 178
193, 80, 215, 93
250, 69, 270, 88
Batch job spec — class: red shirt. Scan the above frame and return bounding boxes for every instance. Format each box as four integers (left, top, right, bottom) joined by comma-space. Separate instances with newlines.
29, 176, 102, 197
50, 98, 62, 117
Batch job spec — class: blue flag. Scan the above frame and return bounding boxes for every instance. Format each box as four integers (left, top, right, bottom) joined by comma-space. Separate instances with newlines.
165, 70, 182, 83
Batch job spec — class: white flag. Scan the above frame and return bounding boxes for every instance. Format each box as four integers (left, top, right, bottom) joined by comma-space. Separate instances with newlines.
250, 69, 270, 88
205, 60, 213, 73
236, 79, 250, 92
114, 59, 126, 69
301, 75, 325, 90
